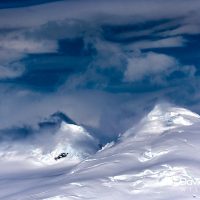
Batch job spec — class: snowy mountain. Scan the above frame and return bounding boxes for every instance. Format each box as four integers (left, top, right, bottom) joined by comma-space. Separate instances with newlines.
123, 103, 200, 137
1, 104, 200, 199
38, 111, 77, 129
0, 112, 99, 165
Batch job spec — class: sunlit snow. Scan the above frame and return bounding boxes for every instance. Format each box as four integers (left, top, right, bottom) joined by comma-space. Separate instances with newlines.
1, 104, 200, 199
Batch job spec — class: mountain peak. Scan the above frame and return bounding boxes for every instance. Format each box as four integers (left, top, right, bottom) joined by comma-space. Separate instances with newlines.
50, 111, 76, 125
123, 103, 200, 138
147, 103, 200, 125
39, 111, 76, 129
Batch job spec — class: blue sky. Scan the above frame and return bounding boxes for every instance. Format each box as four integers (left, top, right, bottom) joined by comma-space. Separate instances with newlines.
0, 0, 200, 140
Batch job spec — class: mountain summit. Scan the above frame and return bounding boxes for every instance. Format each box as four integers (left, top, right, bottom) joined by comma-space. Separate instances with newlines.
38, 111, 76, 129
123, 103, 200, 138
0, 111, 99, 165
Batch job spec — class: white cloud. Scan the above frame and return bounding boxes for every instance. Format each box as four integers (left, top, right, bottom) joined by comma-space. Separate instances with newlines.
0, 38, 58, 54
0, 85, 167, 140
157, 11, 200, 36
126, 37, 185, 50
124, 52, 196, 83
0, 38, 51, 80
0, 64, 24, 79
0, 48, 24, 64
0, 48, 25, 79
0, 0, 200, 29
91, 39, 125, 69
159, 24, 200, 36
0, 0, 198, 83
0, 33, 58, 80
124, 52, 178, 82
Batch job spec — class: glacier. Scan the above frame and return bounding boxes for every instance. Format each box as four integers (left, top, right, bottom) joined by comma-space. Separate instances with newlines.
0, 104, 200, 199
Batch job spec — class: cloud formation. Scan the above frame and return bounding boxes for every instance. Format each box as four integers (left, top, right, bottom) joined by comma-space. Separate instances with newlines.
126, 37, 185, 50
124, 52, 195, 83
0, 0, 199, 141
124, 52, 176, 82
0, 64, 24, 79
0, 38, 58, 54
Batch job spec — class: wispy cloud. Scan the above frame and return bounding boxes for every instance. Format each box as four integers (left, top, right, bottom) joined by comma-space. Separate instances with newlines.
125, 37, 186, 50
0, 38, 58, 54
0, 64, 24, 79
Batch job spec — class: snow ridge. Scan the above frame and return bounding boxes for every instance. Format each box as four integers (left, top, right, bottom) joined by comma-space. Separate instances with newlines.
124, 103, 200, 138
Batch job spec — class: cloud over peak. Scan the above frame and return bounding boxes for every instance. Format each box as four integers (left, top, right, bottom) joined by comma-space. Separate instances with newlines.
0, 0, 200, 137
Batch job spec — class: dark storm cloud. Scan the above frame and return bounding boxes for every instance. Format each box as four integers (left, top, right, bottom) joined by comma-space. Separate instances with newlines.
0, 0, 200, 139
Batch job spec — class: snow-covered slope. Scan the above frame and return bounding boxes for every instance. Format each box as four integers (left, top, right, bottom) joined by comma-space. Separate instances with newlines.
28, 122, 99, 165
0, 112, 99, 165
124, 103, 200, 137
1, 104, 200, 200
